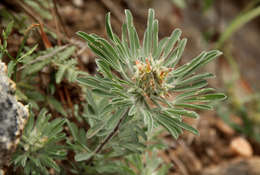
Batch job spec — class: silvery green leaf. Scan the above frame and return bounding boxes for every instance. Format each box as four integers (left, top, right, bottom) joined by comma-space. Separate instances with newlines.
152, 20, 159, 56
183, 93, 227, 102
171, 80, 208, 92
172, 118, 199, 135
87, 121, 105, 139
7, 60, 16, 77
75, 152, 94, 162
55, 65, 66, 84
156, 114, 179, 139
17, 44, 38, 62
163, 29, 181, 59
175, 73, 215, 86
175, 103, 213, 110
141, 110, 154, 134
105, 12, 114, 41
166, 108, 199, 119
47, 96, 67, 117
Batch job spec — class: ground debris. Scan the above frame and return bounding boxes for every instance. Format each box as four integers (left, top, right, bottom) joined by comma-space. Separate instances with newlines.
201, 157, 260, 175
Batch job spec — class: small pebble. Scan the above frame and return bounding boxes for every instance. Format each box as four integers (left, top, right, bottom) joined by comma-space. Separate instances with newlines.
230, 137, 253, 157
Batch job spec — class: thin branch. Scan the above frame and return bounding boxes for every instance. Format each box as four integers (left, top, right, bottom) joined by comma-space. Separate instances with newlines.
87, 108, 129, 164
14, 0, 43, 24
50, 1, 62, 45
34, 0, 50, 12
95, 108, 129, 153
18, 45, 69, 71
64, 86, 74, 116
13, 0, 87, 51
53, 0, 70, 38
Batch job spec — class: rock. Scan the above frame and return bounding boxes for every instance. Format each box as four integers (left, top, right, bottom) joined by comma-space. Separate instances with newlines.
230, 137, 253, 157
201, 157, 260, 175
0, 61, 28, 167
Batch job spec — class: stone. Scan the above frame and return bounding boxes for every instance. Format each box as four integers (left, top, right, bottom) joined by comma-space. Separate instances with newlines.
0, 61, 28, 167
230, 137, 253, 157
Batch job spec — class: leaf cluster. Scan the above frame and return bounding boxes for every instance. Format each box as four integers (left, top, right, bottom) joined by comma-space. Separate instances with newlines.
12, 109, 66, 175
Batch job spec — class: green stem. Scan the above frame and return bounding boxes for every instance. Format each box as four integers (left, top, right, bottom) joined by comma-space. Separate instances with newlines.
223, 46, 240, 82
216, 6, 260, 49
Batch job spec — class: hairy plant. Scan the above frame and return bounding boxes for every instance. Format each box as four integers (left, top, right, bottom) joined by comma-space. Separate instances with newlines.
77, 9, 226, 141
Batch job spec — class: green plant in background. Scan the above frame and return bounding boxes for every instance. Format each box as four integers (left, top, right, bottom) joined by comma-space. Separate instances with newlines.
216, 0, 260, 48
170, 0, 186, 9
217, 49, 260, 143
17, 44, 83, 112
217, 76, 260, 142
169, 0, 215, 11
0, 19, 83, 114
202, 0, 215, 12
12, 109, 66, 175
218, 97, 260, 143
22, 0, 53, 20
0, 19, 80, 174
214, 0, 260, 143
0, 7, 226, 175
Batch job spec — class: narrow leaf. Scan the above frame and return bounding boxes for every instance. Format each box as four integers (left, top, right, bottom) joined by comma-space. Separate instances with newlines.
166, 108, 199, 118
105, 12, 114, 41
175, 103, 213, 110
87, 121, 105, 139
75, 152, 94, 162
172, 118, 199, 135
171, 80, 208, 92
163, 29, 181, 59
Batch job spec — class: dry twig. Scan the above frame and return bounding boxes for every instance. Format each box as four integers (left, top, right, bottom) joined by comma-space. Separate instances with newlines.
13, 0, 87, 52
18, 45, 69, 71
52, 0, 70, 38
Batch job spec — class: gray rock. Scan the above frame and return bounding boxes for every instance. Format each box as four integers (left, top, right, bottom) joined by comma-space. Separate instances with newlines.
0, 61, 28, 167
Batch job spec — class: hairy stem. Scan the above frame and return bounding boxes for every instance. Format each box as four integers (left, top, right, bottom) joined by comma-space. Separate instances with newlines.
87, 108, 129, 164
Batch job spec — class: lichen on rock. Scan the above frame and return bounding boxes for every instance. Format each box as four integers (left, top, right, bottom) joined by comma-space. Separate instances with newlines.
0, 61, 28, 167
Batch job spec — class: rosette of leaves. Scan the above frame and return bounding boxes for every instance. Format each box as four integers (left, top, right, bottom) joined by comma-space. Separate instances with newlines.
77, 9, 226, 140
12, 109, 67, 175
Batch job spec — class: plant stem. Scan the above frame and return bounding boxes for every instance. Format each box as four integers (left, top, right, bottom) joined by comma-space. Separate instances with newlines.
52, 0, 70, 38
216, 5, 260, 49
87, 107, 129, 164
